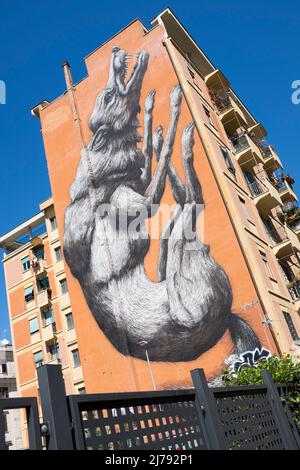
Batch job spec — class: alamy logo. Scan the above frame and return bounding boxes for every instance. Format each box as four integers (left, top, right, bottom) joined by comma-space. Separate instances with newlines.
0, 80, 6, 104
292, 80, 300, 105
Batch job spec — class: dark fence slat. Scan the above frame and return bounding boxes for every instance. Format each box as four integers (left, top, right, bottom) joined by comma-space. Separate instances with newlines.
191, 368, 226, 450
37, 364, 74, 450
262, 371, 298, 450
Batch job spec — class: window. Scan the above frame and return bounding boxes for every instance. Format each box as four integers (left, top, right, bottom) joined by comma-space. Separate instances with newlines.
221, 146, 236, 174
187, 66, 195, 79
60, 278, 68, 295
283, 312, 299, 341
1, 364, 7, 374
78, 387, 86, 395
21, 256, 30, 272
50, 217, 57, 231
260, 251, 273, 278
24, 285, 34, 303
72, 349, 81, 368
33, 351, 43, 368
279, 261, 294, 284
239, 197, 253, 223
37, 276, 50, 292
0, 387, 8, 398
203, 105, 215, 127
66, 312, 74, 330
42, 307, 54, 327
47, 343, 61, 362
54, 246, 62, 262
29, 317, 39, 335
33, 246, 44, 260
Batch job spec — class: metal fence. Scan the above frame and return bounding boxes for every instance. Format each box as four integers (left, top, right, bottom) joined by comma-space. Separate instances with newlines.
0, 365, 299, 450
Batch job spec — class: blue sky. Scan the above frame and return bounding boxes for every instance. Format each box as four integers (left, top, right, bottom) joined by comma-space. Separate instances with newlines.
0, 0, 299, 339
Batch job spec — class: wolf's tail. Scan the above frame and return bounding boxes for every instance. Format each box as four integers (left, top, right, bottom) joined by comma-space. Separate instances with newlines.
228, 314, 261, 355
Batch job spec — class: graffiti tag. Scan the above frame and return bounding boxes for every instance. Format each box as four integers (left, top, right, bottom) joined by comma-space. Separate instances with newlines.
225, 348, 272, 372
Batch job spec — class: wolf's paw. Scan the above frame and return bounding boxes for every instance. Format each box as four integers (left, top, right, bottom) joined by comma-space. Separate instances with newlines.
181, 123, 195, 162
170, 84, 183, 112
145, 90, 156, 114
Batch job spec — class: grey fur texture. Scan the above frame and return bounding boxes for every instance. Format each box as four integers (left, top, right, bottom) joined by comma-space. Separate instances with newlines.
63, 47, 261, 362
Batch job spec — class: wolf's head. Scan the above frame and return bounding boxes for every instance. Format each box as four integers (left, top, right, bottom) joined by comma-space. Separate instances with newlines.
89, 47, 149, 143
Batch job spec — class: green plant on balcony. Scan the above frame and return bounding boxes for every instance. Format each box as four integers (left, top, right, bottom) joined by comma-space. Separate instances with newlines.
282, 174, 295, 186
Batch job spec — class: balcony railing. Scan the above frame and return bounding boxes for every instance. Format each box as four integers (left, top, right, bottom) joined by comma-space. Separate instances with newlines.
209, 88, 232, 114
246, 175, 269, 198
281, 202, 300, 232
289, 281, 300, 301
289, 217, 300, 232
36, 288, 51, 308
258, 142, 273, 159
230, 133, 250, 154
263, 216, 290, 245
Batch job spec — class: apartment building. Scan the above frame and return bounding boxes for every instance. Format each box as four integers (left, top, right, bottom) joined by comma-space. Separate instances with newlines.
1, 9, 300, 394
0, 198, 85, 400
0, 341, 22, 450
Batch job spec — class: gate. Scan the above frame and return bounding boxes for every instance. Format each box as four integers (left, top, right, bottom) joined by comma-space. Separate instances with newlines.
0, 365, 299, 450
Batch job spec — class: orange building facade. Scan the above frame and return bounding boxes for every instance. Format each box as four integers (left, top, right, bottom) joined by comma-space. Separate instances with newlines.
1, 9, 300, 397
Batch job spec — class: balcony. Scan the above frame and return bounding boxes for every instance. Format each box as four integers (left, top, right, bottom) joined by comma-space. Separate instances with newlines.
288, 281, 300, 308
230, 132, 265, 168
277, 177, 298, 204
36, 288, 51, 308
280, 202, 300, 239
31, 258, 47, 276
209, 89, 248, 134
246, 175, 282, 215
42, 321, 57, 343
264, 219, 293, 258
286, 225, 300, 252
262, 145, 283, 170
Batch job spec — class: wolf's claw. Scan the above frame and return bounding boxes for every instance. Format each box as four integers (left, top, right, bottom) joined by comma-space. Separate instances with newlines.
170, 84, 183, 111
145, 90, 156, 113
153, 125, 164, 161
182, 123, 195, 162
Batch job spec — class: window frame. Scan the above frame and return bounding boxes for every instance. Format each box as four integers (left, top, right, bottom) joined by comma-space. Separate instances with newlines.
66, 312, 74, 330
42, 307, 54, 327
283, 311, 299, 341
37, 275, 50, 292
50, 216, 57, 231
260, 251, 273, 279
221, 146, 236, 175
54, 246, 62, 263
24, 285, 34, 303
21, 255, 31, 272
60, 278, 68, 295
33, 350, 43, 368
29, 317, 39, 335
72, 348, 81, 368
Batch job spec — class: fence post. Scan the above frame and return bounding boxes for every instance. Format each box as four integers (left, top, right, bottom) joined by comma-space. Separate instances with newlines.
262, 371, 298, 450
191, 368, 226, 450
37, 364, 74, 449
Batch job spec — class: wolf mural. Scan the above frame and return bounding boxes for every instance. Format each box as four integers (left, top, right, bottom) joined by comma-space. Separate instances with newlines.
63, 47, 261, 362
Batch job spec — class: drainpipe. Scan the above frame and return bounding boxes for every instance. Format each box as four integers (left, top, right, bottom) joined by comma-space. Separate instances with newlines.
62, 61, 86, 148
